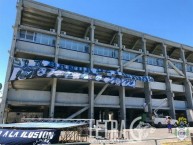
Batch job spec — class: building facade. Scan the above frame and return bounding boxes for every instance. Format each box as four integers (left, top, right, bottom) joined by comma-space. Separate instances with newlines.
1, 0, 193, 125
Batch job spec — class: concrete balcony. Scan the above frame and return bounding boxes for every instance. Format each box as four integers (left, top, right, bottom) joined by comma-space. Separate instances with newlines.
55, 92, 88, 106
94, 55, 118, 67
147, 65, 165, 73
58, 48, 89, 62
7, 89, 187, 110
123, 62, 143, 70
136, 81, 184, 93
95, 95, 119, 106
7, 89, 50, 105
16, 40, 55, 57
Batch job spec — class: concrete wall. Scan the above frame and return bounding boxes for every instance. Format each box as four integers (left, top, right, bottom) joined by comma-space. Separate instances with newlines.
94, 55, 118, 66
7, 89, 187, 110
169, 68, 183, 76
150, 82, 166, 90
56, 92, 88, 104
174, 100, 186, 110
186, 72, 193, 78
136, 81, 184, 92
58, 49, 89, 62
16, 40, 55, 57
124, 62, 143, 70
95, 95, 119, 105
7, 89, 50, 103
125, 97, 144, 107
152, 99, 168, 108
171, 84, 185, 92
147, 65, 165, 73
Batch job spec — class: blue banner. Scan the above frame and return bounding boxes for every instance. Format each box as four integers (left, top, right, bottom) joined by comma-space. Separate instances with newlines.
10, 58, 154, 87
0, 129, 60, 145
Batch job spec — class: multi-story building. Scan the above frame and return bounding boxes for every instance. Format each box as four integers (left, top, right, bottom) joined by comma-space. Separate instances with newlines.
1, 0, 193, 125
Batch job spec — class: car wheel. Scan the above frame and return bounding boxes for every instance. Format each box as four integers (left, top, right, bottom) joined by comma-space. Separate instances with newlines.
158, 122, 162, 128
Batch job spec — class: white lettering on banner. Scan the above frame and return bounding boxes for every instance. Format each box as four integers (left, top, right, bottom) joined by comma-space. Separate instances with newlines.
10, 58, 154, 87
3, 131, 9, 137
1, 130, 54, 139
8, 131, 19, 137
33, 132, 39, 138
0, 129, 60, 144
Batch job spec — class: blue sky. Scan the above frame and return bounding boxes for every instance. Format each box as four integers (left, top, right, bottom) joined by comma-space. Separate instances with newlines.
0, 0, 193, 90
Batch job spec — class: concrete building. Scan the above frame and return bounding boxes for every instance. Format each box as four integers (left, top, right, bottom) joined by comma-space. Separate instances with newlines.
1, 0, 193, 124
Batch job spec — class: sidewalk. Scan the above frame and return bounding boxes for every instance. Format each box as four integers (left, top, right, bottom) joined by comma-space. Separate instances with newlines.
89, 128, 192, 145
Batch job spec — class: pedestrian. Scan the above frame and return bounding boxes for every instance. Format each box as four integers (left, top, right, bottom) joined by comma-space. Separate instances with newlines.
167, 116, 172, 133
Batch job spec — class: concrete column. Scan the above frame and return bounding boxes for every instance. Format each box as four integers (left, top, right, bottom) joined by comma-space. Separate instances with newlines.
0, 0, 23, 123
49, 78, 57, 118
162, 44, 176, 119
118, 31, 126, 125
119, 87, 126, 121
55, 15, 63, 63
118, 32, 123, 71
49, 12, 63, 118
166, 80, 175, 119
88, 23, 95, 119
180, 46, 193, 109
142, 38, 152, 118
89, 24, 95, 68
88, 81, 94, 119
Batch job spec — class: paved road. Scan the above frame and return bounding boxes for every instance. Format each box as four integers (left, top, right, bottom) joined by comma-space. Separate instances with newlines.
89, 127, 192, 145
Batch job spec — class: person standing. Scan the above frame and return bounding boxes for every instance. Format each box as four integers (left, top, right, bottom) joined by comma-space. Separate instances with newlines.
167, 116, 172, 133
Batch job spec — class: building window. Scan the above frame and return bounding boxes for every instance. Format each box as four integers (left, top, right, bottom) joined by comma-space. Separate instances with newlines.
122, 51, 142, 63
122, 52, 130, 60
19, 30, 56, 47
147, 57, 164, 67
20, 30, 26, 39
26, 31, 34, 41
94, 46, 118, 58
187, 64, 193, 72
60, 38, 89, 53
170, 61, 183, 70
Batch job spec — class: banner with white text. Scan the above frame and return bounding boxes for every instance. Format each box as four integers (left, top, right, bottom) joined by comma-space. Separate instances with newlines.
0, 129, 60, 145
10, 58, 154, 87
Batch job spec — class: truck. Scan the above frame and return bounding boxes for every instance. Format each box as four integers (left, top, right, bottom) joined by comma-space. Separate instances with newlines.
152, 98, 177, 127
152, 115, 177, 127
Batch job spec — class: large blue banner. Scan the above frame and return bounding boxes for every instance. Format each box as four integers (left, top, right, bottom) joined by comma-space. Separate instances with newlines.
0, 129, 60, 145
10, 58, 154, 87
